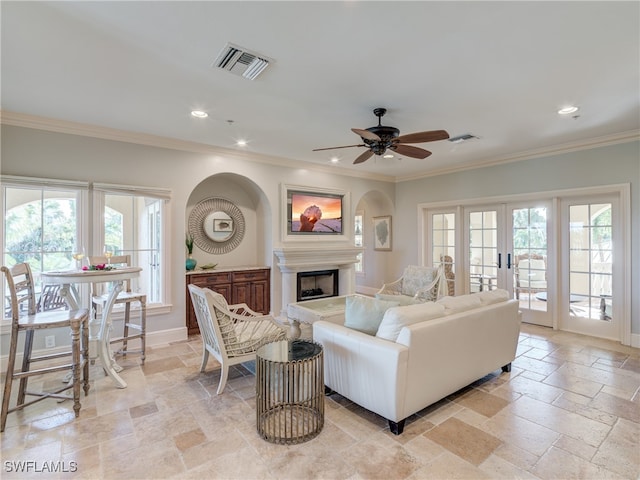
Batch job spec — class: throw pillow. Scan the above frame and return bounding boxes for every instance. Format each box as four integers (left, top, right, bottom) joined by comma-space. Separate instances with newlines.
376, 302, 446, 342
476, 289, 510, 305
344, 295, 400, 335
375, 293, 423, 306
436, 294, 482, 314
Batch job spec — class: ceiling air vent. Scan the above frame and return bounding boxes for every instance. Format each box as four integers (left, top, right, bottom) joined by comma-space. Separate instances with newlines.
213, 42, 272, 80
448, 133, 479, 144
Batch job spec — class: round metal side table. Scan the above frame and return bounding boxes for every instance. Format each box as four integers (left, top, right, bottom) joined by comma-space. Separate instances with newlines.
256, 339, 324, 444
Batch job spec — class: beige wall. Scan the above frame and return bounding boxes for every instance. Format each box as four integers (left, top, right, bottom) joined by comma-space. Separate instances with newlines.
0, 124, 395, 346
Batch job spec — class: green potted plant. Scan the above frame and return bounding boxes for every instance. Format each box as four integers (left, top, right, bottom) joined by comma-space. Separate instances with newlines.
185, 233, 197, 271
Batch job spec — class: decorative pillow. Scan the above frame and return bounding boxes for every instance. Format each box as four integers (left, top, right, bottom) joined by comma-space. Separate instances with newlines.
400, 265, 435, 297
475, 289, 510, 305
375, 293, 423, 306
436, 294, 482, 314
376, 302, 446, 342
344, 295, 400, 335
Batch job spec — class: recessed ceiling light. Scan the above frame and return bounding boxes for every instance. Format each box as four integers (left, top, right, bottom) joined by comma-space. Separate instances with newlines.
383, 154, 394, 159
330, 157, 340, 164
236, 139, 247, 147
191, 110, 208, 118
558, 106, 579, 115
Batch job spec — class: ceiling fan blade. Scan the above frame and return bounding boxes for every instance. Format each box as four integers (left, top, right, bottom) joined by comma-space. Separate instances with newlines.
312, 144, 365, 152
394, 130, 450, 144
351, 128, 381, 142
392, 144, 432, 159
353, 150, 374, 164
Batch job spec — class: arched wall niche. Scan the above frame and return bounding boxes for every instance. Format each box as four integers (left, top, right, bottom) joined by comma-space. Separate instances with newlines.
186, 173, 272, 268
353, 189, 395, 294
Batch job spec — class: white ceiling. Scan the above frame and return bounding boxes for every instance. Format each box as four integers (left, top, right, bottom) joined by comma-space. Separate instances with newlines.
2, 1, 639, 181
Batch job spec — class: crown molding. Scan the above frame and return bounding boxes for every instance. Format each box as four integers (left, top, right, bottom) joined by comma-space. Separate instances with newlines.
3, 110, 636, 185
0, 110, 394, 183
396, 130, 640, 183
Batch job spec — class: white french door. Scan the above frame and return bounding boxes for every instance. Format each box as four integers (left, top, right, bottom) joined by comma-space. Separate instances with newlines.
561, 196, 621, 340
508, 202, 552, 327
465, 206, 503, 293
422, 184, 629, 343
464, 203, 552, 327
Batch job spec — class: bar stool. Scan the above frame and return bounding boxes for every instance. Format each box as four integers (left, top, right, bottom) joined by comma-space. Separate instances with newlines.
88, 255, 147, 364
1, 263, 89, 432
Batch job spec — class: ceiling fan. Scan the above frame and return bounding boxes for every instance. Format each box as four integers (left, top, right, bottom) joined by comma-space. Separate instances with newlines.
313, 108, 450, 164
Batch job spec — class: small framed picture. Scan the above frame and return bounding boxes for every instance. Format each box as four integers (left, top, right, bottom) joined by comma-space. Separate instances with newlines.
214, 219, 233, 232
373, 216, 392, 251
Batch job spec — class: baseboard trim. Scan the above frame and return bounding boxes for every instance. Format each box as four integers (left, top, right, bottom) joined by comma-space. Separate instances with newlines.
356, 286, 379, 296
630, 333, 640, 348
0, 327, 189, 374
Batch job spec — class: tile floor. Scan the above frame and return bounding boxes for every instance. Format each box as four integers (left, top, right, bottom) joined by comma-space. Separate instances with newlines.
1, 324, 639, 479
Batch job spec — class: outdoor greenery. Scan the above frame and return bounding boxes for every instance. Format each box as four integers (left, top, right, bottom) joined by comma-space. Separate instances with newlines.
513, 207, 547, 256
5, 199, 77, 272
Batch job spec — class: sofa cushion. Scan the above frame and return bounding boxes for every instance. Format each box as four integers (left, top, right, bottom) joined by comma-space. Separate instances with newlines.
436, 294, 482, 314
344, 295, 400, 335
476, 288, 510, 305
375, 293, 423, 306
376, 301, 446, 342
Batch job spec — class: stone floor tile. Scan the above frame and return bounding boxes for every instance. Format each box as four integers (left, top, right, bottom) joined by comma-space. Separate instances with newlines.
507, 395, 612, 447
424, 417, 502, 466
532, 446, 625, 480
1, 326, 638, 480
591, 417, 640, 479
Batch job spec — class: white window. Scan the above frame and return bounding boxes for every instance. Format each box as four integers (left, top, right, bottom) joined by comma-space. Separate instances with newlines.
2, 176, 171, 320
2, 177, 87, 316
354, 211, 364, 274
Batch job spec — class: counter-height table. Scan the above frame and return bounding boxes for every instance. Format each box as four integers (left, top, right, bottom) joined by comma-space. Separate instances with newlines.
41, 267, 141, 389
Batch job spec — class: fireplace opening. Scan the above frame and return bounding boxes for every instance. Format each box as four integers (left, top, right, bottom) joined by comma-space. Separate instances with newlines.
297, 270, 339, 302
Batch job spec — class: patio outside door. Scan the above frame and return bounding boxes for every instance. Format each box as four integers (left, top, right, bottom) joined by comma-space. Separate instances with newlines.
465, 203, 552, 327
509, 203, 552, 327
562, 198, 619, 340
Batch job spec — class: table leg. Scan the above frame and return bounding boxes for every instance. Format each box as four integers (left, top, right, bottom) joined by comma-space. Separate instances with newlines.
59, 283, 80, 310
98, 281, 127, 388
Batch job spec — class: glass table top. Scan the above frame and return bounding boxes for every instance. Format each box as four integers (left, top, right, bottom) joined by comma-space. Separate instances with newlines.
257, 340, 322, 362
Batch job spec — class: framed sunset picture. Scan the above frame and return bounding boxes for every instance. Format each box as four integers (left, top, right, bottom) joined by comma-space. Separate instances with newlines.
287, 189, 343, 235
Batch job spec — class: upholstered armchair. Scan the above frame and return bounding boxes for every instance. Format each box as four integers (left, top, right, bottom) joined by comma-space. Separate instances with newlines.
187, 285, 286, 394
377, 263, 450, 303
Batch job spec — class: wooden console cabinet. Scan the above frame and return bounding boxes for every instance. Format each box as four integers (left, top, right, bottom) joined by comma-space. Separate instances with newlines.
186, 267, 270, 335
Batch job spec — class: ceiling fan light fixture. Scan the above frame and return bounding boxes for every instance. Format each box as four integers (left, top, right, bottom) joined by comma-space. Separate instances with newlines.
313, 108, 448, 165
558, 106, 579, 115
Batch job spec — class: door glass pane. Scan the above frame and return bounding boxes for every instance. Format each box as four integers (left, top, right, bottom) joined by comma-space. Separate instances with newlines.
431, 212, 455, 295
569, 203, 612, 320
469, 210, 497, 292
513, 207, 548, 312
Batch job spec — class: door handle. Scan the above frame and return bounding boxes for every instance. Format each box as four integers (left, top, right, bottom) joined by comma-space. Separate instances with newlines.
507, 253, 512, 269
498, 253, 502, 269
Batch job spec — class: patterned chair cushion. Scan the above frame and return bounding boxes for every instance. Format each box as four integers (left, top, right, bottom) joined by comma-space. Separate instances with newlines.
401, 265, 436, 298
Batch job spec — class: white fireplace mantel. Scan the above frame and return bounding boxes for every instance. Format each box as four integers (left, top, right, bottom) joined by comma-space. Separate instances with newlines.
273, 246, 363, 272
272, 246, 363, 319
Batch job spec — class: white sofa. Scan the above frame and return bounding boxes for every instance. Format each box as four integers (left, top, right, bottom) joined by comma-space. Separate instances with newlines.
312, 290, 521, 434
